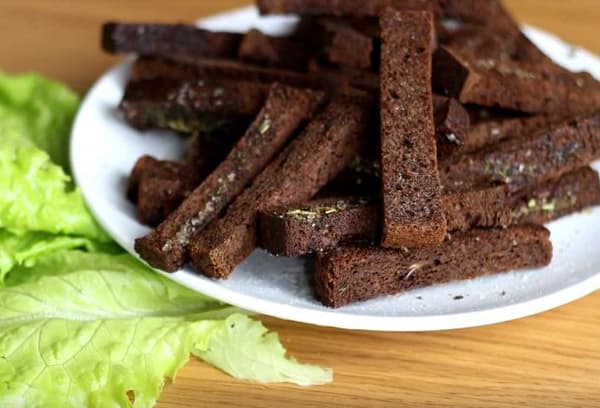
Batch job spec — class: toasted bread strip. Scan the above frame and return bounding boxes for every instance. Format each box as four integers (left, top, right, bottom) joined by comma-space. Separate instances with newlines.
313, 16, 381, 38
442, 167, 600, 228
315, 225, 552, 307
439, 24, 520, 60
440, 0, 561, 67
238, 29, 311, 70
127, 156, 183, 203
182, 132, 236, 174
258, 197, 379, 256
137, 178, 186, 227
129, 56, 379, 93
512, 167, 600, 225
438, 1, 600, 103
433, 46, 600, 114
317, 154, 381, 198
442, 0, 519, 33
433, 95, 471, 156
189, 97, 370, 279
132, 135, 236, 226
457, 111, 586, 156
120, 77, 269, 132
380, 9, 446, 248
257, 0, 437, 17
102, 23, 242, 59
318, 20, 375, 69
135, 85, 324, 271
440, 113, 600, 193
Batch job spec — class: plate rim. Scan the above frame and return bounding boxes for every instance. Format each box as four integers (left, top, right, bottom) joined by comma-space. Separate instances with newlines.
71, 6, 600, 331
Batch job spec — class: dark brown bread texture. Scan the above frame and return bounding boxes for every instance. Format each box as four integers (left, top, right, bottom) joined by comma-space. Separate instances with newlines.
259, 166, 600, 257
319, 20, 375, 70
439, 1, 600, 108
438, 24, 555, 74
441, 186, 513, 231
132, 134, 236, 226
190, 98, 370, 279
135, 85, 324, 271
315, 224, 553, 307
461, 96, 600, 156
258, 197, 379, 256
445, 167, 600, 228
307, 62, 380, 93
127, 130, 240, 199
439, 24, 520, 61
433, 96, 471, 157
512, 167, 600, 225
258, 185, 511, 256
182, 132, 236, 175
127, 155, 182, 203
441, 0, 518, 33
129, 56, 310, 84
316, 16, 381, 38
102, 23, 242, 60
456, 111, 573, 156
316, 114, 380, 199
318, 155, 381, 198
290, 1, 524, 44
129, 56, 378, 93
137, 177, 186, 227
445, 167, 600, 227
433, 46, 600, 114
257, 0, 437, 16
119, 78, 268, 132
321, 98, 472, 199
238, 29, 311, 70
440, 0, 574, 68
439, 0, 600, 96
380, 9, 446, 248
440, 113, 600, 193
440, 0, 539, 61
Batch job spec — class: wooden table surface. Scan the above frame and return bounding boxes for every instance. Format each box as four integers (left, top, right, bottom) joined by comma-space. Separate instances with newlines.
2, 1, 599, 407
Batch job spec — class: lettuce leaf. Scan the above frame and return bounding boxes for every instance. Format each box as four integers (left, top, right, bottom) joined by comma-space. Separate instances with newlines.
0, 72, 79, 172
0, 230, 99, 284
196, 315, 333, 386
0, 316, 217, 408
0, 251, 332, 407
0, 133, 109, 241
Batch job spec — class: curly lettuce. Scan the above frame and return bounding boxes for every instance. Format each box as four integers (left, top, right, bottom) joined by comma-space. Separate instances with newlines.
0, 132, 109, 241
0, 229, 98, 283
0, 71, 79, 172
0, 252, 332, 407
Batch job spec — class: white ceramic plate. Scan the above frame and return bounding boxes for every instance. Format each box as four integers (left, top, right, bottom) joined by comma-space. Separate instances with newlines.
71, 6, 600, 331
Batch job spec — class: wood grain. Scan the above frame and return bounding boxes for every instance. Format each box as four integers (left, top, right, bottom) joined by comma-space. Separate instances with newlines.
1, 1, 598, 407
